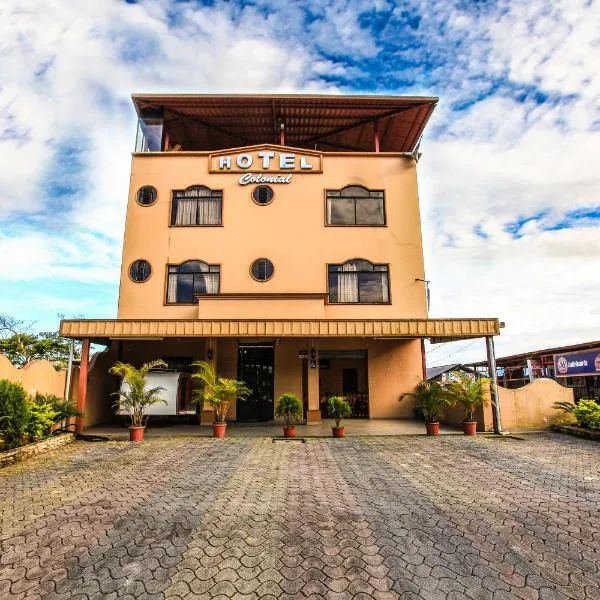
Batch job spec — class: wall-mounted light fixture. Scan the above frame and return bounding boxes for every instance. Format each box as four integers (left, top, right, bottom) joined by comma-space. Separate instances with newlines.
207, 349, 214, 360
310, 347, 317, 369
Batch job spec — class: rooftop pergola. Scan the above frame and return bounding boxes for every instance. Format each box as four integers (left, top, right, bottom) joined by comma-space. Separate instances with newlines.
132, 93, 438, 153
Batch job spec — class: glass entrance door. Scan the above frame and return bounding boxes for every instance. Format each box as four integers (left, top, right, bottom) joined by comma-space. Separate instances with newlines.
237, 344, 274, 421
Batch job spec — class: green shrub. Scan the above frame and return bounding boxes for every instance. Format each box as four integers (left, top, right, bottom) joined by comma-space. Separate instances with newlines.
573, 399, 600, 430
327, 396, 351, 428
33, 393, 82, 422
0, 379, 31, 449
399, 380, 453, 424
27, 401, 59, 441
275, 392, 303, 426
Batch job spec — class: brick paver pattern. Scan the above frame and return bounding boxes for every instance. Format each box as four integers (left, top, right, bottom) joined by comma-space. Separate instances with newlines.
1, 433, 599, 599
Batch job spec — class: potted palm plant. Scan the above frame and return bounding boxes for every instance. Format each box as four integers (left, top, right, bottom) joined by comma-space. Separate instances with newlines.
444, 373, 490, 435
275, 392, 303, 437
192, 361, 251, 438
110, 360, 168, 441
328, 396, 351, 437
400, 380, 451, 436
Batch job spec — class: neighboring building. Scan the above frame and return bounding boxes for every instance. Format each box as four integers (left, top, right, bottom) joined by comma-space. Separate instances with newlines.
468, 340, 600, 402
426, 364, 477, 383
60, 94, 500, 428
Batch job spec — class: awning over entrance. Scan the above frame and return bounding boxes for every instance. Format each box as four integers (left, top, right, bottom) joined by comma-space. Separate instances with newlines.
59, 317, 500, 344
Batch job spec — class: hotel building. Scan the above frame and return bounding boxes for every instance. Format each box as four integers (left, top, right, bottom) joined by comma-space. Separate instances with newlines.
60, 94, 500, 428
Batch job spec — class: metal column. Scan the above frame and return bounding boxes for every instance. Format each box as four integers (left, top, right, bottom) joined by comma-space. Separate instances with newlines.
64, 339, 74, 401
486, 336, 502, 434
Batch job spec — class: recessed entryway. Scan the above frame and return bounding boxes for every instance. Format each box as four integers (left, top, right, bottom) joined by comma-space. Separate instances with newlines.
319, 349, 369, 418
236, 344, 274, 421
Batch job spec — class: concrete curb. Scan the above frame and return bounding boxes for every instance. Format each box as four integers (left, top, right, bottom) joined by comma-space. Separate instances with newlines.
0, 433, 76, 468
552, 424, 600, 441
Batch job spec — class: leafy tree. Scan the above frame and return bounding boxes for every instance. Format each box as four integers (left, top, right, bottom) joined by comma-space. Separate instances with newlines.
0, 314, 79, 369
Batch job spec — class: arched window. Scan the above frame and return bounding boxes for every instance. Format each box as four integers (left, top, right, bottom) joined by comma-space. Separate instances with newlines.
171, 186, 222, 226
326, 185, 385, 225
328, 259, 389, 303
167, 260, 220, 303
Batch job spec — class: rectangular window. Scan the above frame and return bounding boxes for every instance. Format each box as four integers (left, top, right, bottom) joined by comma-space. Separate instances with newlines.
167, 264, 220, 303
328, 261, 389, 303
171, 187, 222, 226
326, 186, 385, 225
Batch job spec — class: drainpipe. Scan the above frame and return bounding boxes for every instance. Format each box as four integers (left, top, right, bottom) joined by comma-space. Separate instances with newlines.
486, 336, 502, 434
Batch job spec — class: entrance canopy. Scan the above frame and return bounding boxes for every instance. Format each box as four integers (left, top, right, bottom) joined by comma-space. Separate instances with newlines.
59, 318, 500, 344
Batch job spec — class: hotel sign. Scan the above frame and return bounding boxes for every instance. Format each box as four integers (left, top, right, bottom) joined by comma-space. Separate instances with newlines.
209, 145, 322, 185
554, 349, 600, 377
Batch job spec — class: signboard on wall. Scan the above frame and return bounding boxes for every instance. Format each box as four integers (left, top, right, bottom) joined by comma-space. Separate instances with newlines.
209, 145, 323, 185
553, 349, 600, 377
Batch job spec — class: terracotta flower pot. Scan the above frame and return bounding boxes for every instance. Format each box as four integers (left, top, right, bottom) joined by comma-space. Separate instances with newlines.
213, 422, 227, 438
332, 426, 345, 438
129, 425, 145, 442
283, 425, 296, 438
463, 421, 477, 436
425, 422, 440, 436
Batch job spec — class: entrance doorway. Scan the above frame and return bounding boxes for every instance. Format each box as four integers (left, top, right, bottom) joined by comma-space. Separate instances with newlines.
237, 344, 274, 421
319, 349, 369, 418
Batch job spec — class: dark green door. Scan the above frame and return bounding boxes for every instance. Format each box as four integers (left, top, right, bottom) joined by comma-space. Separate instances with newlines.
237, 344, 274, 421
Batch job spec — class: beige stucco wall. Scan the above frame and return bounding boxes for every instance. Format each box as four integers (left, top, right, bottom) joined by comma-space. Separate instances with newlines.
0, 354, 67, 398
442, 378, 575, 431
502, 378, 575, 430
118, 151, 427, 320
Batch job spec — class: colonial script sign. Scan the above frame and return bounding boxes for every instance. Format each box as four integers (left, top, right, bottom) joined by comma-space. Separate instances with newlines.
209, 145, 322, 185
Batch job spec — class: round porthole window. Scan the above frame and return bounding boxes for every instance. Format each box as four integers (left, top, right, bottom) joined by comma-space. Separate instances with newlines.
250, 258, 274, 282
129, 259, 151, 282
252, 185, 274, 205
136, 186, 157, 206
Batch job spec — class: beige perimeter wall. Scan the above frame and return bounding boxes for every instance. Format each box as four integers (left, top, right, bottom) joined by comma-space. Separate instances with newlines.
0, 354, 68, 398
442, 378, 575, 431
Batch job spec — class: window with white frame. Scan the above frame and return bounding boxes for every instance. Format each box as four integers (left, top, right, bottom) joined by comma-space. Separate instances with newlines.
328, 259, 389, 303
167, 260, 220, 303
171, 186, 222, 226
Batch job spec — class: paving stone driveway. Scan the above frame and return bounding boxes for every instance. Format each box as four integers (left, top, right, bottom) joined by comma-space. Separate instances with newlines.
1, 433, 599, 600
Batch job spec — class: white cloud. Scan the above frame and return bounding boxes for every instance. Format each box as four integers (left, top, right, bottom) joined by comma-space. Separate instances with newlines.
1, 0, 599, 362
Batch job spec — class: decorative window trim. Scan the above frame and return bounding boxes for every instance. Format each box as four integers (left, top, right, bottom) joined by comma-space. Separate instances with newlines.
170, 186, 223, 226
250, 258, 275, 282
327, 259, 390, 304
129, 259, 152, 283
136, 186, 157, 206
325, 185, 386, 226
166, 260, 221, 304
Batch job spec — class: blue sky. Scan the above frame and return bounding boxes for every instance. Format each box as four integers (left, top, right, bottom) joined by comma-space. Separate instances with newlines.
0, 0, 599, 364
